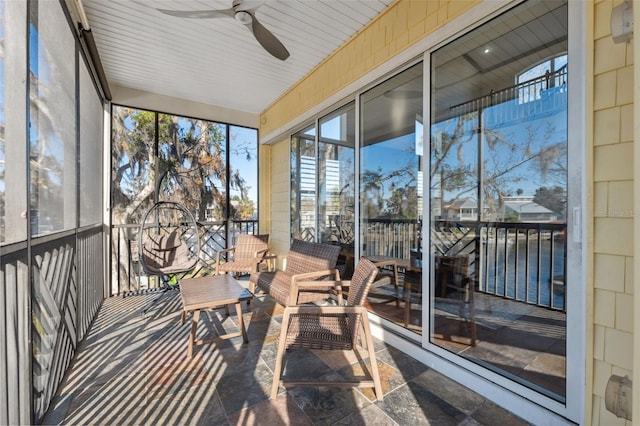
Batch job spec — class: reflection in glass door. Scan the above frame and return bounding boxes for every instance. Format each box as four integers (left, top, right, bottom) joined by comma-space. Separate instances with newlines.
290, 106, 356, 276
360, 62, 424, 333
291, 125, 316, 242
318, 103, 356, 276
429, 0, 568, 400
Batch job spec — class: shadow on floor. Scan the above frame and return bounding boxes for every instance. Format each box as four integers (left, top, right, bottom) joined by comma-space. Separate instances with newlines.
43, 284, 532, 425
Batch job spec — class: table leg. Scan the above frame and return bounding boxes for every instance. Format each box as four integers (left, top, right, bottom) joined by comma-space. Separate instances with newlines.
234, 303, 248, 343
188, 309, 200, 357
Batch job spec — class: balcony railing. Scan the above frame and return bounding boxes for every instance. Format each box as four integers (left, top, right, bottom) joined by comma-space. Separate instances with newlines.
477, 221, 566, 311
111, 217, 566, 312
361, 218, 421, 260
434, 220, 567, 312
361, 218, 566, 312
0, 225, 105, 424
110, 220, 259, 296
449, 66, 568, 122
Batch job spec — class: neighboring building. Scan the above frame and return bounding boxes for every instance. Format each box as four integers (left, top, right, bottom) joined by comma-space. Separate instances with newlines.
443, 198, 481, 221
501, 196, 559, 222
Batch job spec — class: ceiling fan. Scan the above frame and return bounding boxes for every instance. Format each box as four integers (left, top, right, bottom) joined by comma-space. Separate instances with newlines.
157, 0, 290, 61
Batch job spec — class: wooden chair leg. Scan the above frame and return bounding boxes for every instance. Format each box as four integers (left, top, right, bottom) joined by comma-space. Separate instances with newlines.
270, 312, 290, 399
361, 313, 383, 400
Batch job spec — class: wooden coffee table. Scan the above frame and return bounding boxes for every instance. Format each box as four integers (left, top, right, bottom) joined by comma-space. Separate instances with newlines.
179, 274, 253, 357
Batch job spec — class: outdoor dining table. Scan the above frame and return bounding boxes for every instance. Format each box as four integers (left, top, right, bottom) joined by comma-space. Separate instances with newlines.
179, 274, 253, 357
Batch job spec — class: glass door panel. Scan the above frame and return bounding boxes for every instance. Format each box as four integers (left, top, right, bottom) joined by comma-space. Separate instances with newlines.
429, 0, 568, 400
319, 103, 356, 277
360, 62, 424, 333
291, 125, 316, 241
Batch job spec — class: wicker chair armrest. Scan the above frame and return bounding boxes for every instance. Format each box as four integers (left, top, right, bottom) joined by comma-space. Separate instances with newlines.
373, 260, 399, 288
254, 247, 270, 257
294, 279, 351, 288
215, 246, 236, 264
291, 269, 341, 282
296, 278, 348, 303
374, 276, 393, 286
289, 269, 341, 305
262, 254, 287, 262
295, 279, 342, 288
245, 250, 272, 272
258, 253, 279, 271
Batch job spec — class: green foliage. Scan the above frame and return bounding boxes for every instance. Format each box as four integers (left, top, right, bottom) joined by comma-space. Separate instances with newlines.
432, 112, 567, 220
533, 185, 566, 216
111, 107, 254, 224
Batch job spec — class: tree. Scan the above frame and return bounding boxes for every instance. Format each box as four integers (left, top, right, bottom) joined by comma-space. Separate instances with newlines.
360, 140, 421, 221
533, 186, 566, 218
431, 107, 567, 221
360, 168, 386, 218
111, 107, 254, 290
231, 195, 256, 220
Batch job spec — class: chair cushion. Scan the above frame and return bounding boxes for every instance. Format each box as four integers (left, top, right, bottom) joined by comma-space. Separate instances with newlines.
284, 313, 355, 350
146, 231, 182, 251
142, 238, 196, 274
251, 270, 290, 298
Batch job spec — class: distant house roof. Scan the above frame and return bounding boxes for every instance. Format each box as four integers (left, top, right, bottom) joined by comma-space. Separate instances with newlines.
503, 200, 554, 215
445, 198, 479, 210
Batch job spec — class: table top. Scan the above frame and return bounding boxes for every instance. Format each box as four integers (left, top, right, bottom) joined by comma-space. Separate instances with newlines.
365, 255, 422, 272
180, 274, 252, 311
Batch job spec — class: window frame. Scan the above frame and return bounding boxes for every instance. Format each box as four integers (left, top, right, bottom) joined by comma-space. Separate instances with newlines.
286, 0, 586, 422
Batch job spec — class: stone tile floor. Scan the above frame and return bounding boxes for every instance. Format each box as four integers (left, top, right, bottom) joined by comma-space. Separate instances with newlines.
44, 286, 531, 425
368, 282, 567, 398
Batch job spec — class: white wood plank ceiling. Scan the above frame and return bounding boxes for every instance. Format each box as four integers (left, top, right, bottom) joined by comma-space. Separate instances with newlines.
79, 0, 394, 114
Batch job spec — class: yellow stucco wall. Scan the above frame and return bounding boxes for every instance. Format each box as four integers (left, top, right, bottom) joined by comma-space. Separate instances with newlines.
264, 138, 291, 258
258, 143, 271, 236
592, 1, 634, 425
259, 0, 636, 423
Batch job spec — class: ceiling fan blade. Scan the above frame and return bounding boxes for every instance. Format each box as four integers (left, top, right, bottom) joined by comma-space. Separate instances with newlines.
157, 8, 234, 19
247, 13, 290, 61
158, 0, 290, 61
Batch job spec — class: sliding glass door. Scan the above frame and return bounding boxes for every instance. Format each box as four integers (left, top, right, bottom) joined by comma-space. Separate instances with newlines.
287, 0, 582, 418
360, 63, 424, 332
318, 103, 356, 273
290, 105, 356, 275
429, 0, 568, 400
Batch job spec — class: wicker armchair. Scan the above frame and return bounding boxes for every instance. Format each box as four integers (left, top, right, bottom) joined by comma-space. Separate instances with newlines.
215, 234, 270, 276
249, 239, 341, 306
270, 257, 383, 400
